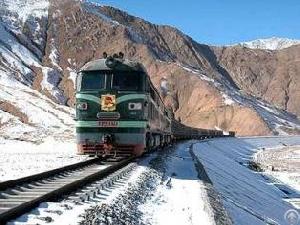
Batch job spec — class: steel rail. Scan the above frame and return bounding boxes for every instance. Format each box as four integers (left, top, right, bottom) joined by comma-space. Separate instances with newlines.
0, 156, 134, 224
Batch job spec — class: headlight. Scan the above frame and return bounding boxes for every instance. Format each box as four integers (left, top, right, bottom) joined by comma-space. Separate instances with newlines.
128, 102, 142, 110
77, 102, 88, 110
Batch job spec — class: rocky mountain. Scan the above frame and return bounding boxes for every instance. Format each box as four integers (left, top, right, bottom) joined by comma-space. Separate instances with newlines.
0, 0, 300, 139
212, 44, 300, 118
236, 37, 300, 50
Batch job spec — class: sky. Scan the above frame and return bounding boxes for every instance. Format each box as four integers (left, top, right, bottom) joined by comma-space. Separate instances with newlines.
93, 0, 300, 45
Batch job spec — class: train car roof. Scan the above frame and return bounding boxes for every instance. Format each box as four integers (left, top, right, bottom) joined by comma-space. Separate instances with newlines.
79, 58, 147, 73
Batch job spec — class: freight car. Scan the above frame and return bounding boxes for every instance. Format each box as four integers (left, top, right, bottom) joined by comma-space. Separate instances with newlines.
75, 53, 234, 157
172, 120, 225, 140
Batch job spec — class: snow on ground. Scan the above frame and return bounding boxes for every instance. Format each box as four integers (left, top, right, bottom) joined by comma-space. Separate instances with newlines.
0, 70, 78, 182
0, 137, 88, 182
0, 81, 79, 182
253, 146, 300, 195
9, 163, 147, 225
9, 159, 148, 225
139, 142, 215, 225
192, 136, 300, 225
10, 142, 218, 225
0, 0, 88, 185
0, 80, 74, 141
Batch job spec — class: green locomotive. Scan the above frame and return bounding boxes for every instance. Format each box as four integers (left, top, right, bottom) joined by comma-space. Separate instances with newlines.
75, 53, 172, 156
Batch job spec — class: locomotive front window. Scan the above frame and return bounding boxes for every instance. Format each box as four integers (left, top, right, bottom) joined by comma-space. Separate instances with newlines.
79, 71, 106, 91
112, 72, 142, 91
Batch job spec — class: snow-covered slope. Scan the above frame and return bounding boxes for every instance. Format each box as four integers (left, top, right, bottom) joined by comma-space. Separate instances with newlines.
237, 37, 300, 50
0, 0, 74, 144
0, 0, 67, 103
0, 74, 74, 143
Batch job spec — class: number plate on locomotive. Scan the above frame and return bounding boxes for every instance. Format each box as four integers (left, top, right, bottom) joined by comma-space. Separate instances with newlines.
98, 121, 119, 127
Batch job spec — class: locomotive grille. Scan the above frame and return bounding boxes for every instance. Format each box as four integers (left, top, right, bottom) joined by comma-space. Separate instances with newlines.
97, 112, 120, 120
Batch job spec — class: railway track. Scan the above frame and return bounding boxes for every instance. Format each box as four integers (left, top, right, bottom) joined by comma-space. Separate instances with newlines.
0, 154, 135, 224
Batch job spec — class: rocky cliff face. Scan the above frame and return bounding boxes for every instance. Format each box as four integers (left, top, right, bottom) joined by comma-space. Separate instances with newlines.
213, 45, 300, 117
0, 0, 300, 137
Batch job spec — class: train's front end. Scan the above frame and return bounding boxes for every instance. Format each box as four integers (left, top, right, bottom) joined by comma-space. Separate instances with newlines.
75, 54, 148, 156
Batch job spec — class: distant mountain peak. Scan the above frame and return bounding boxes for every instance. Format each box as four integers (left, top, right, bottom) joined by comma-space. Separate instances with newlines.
236, 37, 300, 50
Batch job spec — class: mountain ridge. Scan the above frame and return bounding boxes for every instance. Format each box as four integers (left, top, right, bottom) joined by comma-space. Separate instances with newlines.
235, 37, 300, 50
0, 0, 300, 139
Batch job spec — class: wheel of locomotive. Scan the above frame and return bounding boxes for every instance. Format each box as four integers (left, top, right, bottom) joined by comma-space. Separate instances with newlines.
146, 132, 152, 151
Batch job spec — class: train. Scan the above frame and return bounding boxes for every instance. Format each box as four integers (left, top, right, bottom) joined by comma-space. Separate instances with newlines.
75, 53, 235, 157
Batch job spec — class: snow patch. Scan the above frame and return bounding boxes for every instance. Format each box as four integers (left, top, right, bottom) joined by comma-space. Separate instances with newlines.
160, 77, 169, 96
3, 0, 49, 23
41, 67, 66, 104
83, 1, 145, 44
49, 44, 60, 69
83, 2, 120, 25
46, 37, 62, 70
66, 67, 77, 88
222, 93, 234, 105
236, 37, 300, 50
0, 22, 40, 67
177, 63, 215, 83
